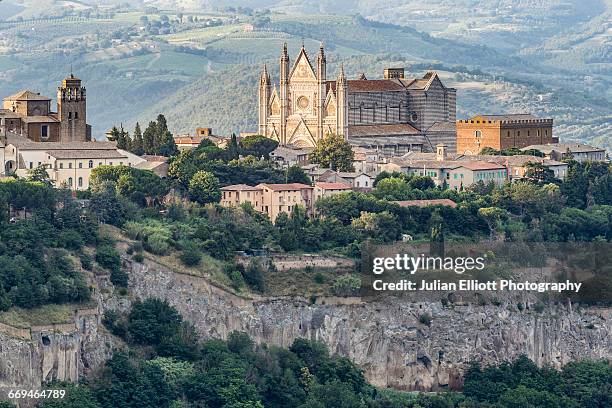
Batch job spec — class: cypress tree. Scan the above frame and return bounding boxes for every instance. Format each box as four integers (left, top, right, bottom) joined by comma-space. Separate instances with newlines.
131, 122, 144, 156
143, 121, 157, 155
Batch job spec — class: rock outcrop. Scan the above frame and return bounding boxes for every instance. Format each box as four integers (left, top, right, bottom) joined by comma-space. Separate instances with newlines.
0, 254, 610, 399
128, 258, 612, 391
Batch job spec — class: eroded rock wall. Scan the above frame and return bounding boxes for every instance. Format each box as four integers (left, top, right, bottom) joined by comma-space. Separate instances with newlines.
128, 258, 612, 391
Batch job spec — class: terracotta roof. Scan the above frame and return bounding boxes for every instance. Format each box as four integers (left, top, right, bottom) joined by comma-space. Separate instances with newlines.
315, 182, 351, 190
221, 184, 262, 191
10, 140, 117, 150
258, 183, 312, 191
348, 123, 420, 137
46, 150, 127, 159
4, 90, 51, 101
141, 155, 168, 162
426, 121, 456, 132
393, 199, 457, 208
458, 161, 506, 171
347, 79, 405, 92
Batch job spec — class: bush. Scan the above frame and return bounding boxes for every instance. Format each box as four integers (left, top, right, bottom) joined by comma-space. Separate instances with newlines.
314, 272, 326, 284
58, 229, 85, 250
243, 260, 265, 292
133, 252, 144, 263
103, 309, 127, 337
79, 252, 93, 271
179, 244, 202, 266
146, 232, 170, 255
331, 275, 361, 297
96, 244, 121, 273
111, 268, 129, 287
419, 313, 432, 326
128, 298, 182, 346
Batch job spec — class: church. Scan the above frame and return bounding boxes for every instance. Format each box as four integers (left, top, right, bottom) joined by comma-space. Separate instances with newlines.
258, 44, 457, 155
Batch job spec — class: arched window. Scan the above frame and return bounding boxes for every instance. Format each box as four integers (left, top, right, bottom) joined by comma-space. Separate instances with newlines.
78, 177, 83, 188
68, 177, 73, 187
88, 160, 93, 168
474, 130, 482, 138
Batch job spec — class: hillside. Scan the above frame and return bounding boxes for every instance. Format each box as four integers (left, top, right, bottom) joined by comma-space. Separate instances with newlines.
0, 4, 608, 149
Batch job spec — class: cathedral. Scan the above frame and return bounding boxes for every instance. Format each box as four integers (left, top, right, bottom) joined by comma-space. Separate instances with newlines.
258, 44, 457, 154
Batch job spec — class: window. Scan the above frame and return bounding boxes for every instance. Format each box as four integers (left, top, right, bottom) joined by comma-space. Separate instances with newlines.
41, 124, 49, 139
474, 130, 482, 138
60, 163, 64, 169
29, 162, 33, 169
99, 162, 102, 166
68, 177, 73, 187
78, 177, 83, 188
89, 160, 93, 168
527, 130, 530, 137
109, 162, 113, 166
68, 163, 72, 169
507, 131, 510, 137
119, 162, 123, 166
78, 162, 83, 169
74, 112, 78, 119
517, 131, 521, 137
68, 112, 72, 119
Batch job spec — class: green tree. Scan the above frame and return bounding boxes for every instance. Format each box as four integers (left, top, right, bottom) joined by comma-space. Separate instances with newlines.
226, 133, 240, 160
478, 206, 509, 240
26, 164, 53, 186
240, 135, 279, 159
524, 162, 557, 185
116, 125, 130, 150
286, 165, 311, 184
143, 120, 157, 155
188, 171, 221, 204
131, 122, 144, 155
309, 133, 354, 171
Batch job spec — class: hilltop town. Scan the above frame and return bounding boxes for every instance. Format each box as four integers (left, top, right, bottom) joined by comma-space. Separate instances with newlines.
0, 41, 610, 408
0, 44, 607, 216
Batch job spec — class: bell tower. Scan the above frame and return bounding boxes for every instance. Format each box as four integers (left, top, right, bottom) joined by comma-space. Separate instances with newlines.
58, 74, 87, 142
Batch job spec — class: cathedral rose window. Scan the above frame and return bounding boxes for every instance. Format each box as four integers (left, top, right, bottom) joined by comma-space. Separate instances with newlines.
297, 96, 309, 110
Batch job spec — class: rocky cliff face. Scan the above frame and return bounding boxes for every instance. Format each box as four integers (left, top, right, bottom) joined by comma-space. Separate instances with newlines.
128, 258, 612, 391
0, 311, 114, 407
0, 255, 610, 398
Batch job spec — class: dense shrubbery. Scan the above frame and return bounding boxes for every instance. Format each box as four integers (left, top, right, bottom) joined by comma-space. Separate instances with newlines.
0, 181, 96, 310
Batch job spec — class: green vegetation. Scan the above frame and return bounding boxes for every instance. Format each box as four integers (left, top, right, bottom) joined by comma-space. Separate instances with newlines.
309, 133, 355, 172
0, 180, 95, 311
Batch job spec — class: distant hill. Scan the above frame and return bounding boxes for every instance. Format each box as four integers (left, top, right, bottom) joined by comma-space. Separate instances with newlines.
0, 3, 608, 150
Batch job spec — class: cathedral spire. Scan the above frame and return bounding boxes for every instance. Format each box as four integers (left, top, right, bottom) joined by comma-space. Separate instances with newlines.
281, 42, 289, 61
260, 63, 270, 84
338, 63, 346, 83
318, 42, 325, 62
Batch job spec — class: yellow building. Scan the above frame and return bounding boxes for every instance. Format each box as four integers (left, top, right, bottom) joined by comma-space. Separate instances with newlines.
221, 182, 353, 222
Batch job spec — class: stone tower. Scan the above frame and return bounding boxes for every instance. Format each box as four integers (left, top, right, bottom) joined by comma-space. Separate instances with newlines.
336, 64, 348, 138
258, 64, 271, 136
279, 43, 290, 145
316, 43, 326, 140
57, 74, 87, 142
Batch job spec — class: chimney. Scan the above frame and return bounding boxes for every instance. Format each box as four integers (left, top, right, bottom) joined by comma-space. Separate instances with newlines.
384, 68, 404, 79
436, 144, 447, 161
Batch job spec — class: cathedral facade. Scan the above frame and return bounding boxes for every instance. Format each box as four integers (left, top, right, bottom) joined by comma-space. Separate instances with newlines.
258, 44, 457, 154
